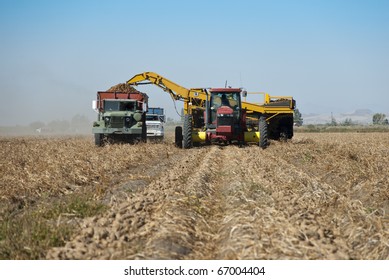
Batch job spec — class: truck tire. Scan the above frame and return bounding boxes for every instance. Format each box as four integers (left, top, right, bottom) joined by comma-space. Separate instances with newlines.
95, 133, 104, 147
259, 116, 268, 149
183, 115, 193, 149
141, 112, 147, 143
175, 126, 183, 148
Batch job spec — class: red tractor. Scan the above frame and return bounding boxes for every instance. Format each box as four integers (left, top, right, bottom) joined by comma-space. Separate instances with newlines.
180, 87, 268, 148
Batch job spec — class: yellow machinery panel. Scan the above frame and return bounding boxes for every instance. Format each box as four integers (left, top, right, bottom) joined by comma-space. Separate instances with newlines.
244, 131, 260, 143
192, 131, 206, 142
192, 131, 260, 143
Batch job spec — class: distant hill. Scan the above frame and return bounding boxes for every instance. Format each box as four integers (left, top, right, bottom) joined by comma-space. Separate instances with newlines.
343, 109, 373, 116
302, 109, 382, 125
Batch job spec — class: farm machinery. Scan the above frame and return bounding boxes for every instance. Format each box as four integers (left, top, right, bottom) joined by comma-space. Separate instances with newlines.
146, 107, 165, 140
127, 72, 295, 149
92, 90, 148, 146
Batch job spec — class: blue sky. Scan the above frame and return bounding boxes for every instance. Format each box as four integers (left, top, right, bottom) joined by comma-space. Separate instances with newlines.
0, 0, 388, 125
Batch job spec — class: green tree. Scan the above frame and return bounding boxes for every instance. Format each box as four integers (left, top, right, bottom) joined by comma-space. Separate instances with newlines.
330, 113, 337, 126
293, 108, 303, 126
372, 113, 388, 125
342, 118, 354, 126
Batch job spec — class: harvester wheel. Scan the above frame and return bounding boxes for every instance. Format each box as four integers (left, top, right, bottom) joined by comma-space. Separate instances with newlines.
279, 127, 288, 142
279, 116, 294, 141
259, 116, 268, 149
183, 115, 193, 149
95, 133, 104, 147
175, 126, 183, 148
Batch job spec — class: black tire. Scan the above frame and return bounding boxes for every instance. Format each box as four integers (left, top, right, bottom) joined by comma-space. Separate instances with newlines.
279, 116, 294, 141
286, 116, 294, 139
183, 115, 193, 149
175, 126, 183, 148
259, 116, 268, 149
95, 133, 104, 147
141, 112, 147, 143
279, 126, 288, 142
288, 127, 294, 139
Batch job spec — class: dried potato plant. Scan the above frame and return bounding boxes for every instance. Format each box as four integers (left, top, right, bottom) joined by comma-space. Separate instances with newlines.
0, 136, 174, 202
47, 133, 389, 260
0, 136, 177, 259
1, 133, 388, 260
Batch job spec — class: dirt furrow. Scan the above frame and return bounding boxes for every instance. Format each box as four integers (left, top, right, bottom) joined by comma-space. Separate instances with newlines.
261, 142, 389, 259
47, 146, 219, 259
233, 140, 388, 259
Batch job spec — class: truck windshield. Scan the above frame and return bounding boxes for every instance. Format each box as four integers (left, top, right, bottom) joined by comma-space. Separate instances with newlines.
104, 101, 119, 111
104, 101, 136, 111
120, 102, 136, 111
146, 115, 159, 121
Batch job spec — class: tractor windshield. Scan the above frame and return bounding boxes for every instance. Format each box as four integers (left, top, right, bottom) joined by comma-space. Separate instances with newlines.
210, 92, 241, 111
209, 91, 241, 124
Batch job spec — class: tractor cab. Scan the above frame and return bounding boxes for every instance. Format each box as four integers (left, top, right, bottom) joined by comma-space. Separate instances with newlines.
207, 88, 245, 142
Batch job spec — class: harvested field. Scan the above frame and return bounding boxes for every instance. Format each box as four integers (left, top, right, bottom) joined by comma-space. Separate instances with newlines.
1, 133, 388, 259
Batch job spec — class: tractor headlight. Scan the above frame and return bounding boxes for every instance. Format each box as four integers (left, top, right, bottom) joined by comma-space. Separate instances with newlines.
104, 116, 111, 123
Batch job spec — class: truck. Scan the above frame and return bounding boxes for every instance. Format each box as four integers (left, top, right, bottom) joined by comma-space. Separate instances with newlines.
92, 89, 148, 146
146, 107, 165, 140
127, 72, 295, 149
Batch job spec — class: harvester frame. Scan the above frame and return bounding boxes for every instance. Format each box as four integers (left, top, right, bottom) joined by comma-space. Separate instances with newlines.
127, 72, 295, 148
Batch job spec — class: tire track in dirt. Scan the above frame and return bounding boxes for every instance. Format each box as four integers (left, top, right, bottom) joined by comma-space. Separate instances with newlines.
187, 141, 388, 259
47, 146, 220, 259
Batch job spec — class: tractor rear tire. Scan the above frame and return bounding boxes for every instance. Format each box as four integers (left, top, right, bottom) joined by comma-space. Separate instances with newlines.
183, 115, 193, 149
175, 126, 183, 148
259, 116, 268, 149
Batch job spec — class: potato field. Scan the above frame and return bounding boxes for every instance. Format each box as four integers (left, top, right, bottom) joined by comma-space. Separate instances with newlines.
0, 132, 388, 259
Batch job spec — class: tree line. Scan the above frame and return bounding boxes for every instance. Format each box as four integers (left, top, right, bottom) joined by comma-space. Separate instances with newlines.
293, 109, 388, 126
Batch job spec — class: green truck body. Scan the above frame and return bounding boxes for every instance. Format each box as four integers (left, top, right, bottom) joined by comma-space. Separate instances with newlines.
92, 91, 148, 146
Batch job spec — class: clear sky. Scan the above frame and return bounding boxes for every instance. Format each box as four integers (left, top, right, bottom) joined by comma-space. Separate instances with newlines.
1, 0, 388, 125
